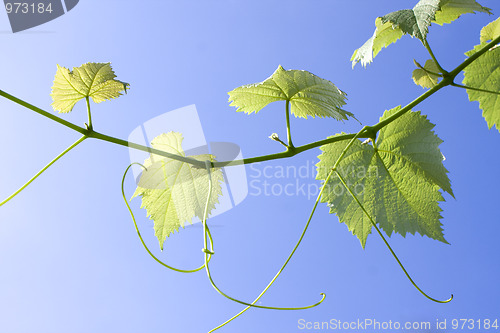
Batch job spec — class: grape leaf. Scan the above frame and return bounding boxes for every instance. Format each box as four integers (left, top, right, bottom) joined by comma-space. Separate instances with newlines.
351, 0, 490, 68
381, 1, 440, 40
316, 107, 453, 248
51, 62, 129, 113
351, 18, 403, 68
228, 65, 353, 120
463, 18, 500, 132
480, 16, 500, 43
412, 59, 441, 88
434, 0, 491, 25
132, 132, 224, 250
462, 48, 500, 131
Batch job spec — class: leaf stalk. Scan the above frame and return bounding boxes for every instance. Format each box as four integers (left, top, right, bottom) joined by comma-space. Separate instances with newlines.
85, 97, 93, 131
451, 83, 500, 96
285, 100, 294, 150
422, 39, 448, 76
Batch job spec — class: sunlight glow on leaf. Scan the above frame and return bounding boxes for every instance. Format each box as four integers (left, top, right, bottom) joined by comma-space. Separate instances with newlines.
228, 65, 353, 120
317, 107, 453, 248
132, 132, 224, 250
351, 0, 490, 68
51, 62, 129, 113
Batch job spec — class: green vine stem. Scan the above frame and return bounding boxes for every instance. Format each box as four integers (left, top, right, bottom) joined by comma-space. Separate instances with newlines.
121, 163, 211, 273
0, 11, 497, 333
201, 160, 325, 313
0, 89, 87, 135
1, 12, 494, 332
0, 89, 205, 167
333, 127, 371, 170
450, 36, 500, 77
1, 34, 499, 171
334, 148, 453, 303
0, 135, 87, 207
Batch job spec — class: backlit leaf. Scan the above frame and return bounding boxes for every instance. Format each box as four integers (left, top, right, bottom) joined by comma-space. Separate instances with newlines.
51, 62, 129, 113
228, 65, 353, 120
434, 0, 491, 25
352, 0, 490, 68
316, 107, 453, 248
351, 18, 403, 68
463, 53, 500, 132
480, 16, 500, 43
132, 132, 224, 250
412, 59, 441, 88
463, 18, 500, 132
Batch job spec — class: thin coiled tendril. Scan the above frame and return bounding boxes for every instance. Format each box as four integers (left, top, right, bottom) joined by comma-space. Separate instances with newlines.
202, 160, 326, 325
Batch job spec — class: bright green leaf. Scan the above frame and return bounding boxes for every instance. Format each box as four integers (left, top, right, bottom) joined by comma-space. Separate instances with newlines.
352, 0, 490, 68
351, 18, 403, 68
228, 65, 353, 120
480, 16, 500, 43
51, 62, 129, 113
463, 46, 500, 132
316, 107, 453, 248
462, 18, 500, 132
412, 59, 441, 88
434, 0, 491, 25
132, 132, 224, 250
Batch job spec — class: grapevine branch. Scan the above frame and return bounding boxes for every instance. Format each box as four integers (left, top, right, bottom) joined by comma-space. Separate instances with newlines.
0, 13, 496, 333
0, 31, 496, 328
0, 33, 499, 174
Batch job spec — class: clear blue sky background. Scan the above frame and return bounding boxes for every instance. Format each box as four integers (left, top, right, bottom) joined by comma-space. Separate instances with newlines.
1, 1, 499, 332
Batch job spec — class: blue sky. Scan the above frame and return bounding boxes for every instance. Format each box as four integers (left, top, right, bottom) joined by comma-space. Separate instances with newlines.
0, 1, 499, 332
